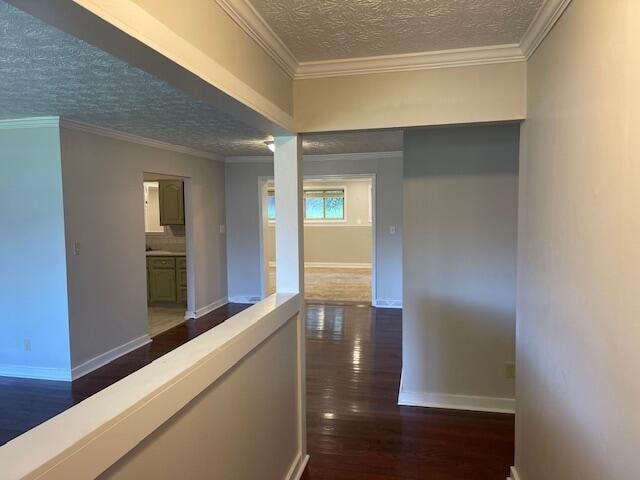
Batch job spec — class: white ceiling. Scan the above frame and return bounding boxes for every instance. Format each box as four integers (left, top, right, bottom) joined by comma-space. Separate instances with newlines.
250, 0, 544, 62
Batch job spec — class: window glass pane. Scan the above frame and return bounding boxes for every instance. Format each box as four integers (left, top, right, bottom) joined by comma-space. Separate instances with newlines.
325, 196, 344, 219
305, 197, 324, 219
267, 194, 276, 220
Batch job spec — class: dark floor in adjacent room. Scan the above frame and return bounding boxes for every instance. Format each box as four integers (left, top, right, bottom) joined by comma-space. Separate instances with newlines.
1, 301, 514, 480
302, 303, 514, 480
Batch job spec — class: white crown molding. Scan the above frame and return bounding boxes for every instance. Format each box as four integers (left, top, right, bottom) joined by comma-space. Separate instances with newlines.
216, 0, 297, 77
218, 0, 571, 79
296, 44, 524, 79
520, 0, 573, 59
60, 118, 224, 162
224, 150, 402, 163
0, 116, 60, 129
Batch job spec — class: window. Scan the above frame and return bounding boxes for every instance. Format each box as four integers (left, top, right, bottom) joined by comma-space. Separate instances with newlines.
267, 189, 276, 220
304, 189, 345, 221
267, 187, 346, 222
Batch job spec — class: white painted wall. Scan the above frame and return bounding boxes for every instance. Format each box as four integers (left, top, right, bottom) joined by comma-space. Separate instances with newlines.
60, 126, 227, 371
225, 153, 402, 304
401, 124, 519, 410
515, 1, 640, 479
0, 121, 72, 379
99, 316, 299, 480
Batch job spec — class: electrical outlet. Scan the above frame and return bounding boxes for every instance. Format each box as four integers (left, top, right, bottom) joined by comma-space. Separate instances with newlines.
505, 362, 516, 379
389, 225, 396, 235
23, 339, 31, 352
73, 241, 81, 256
219, 225, 226, 234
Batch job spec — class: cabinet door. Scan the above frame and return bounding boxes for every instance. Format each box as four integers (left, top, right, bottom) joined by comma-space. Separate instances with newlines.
177, 286, 188, 304
159, 180, 184, 225
149, 269, 177, 303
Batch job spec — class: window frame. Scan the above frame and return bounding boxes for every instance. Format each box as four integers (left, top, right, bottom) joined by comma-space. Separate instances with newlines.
267, 185, 348, 225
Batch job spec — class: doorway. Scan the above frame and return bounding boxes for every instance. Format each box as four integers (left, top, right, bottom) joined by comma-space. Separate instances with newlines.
259, 174, 376, 304
143, 173, 192, 337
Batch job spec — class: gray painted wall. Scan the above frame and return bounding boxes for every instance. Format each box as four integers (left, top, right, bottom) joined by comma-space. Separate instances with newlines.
225, 154, 403, 304
61, 127, 227, 370
402, 124, 519, 403
0, 122, 72, 379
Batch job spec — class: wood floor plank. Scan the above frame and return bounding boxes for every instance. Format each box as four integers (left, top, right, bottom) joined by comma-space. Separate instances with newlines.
0, 301, 514, 480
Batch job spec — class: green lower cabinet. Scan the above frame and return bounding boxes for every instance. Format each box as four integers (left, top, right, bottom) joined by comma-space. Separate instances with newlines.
177, 286, 188, 304
148, 268, 177, 303
147, 256, 187, 305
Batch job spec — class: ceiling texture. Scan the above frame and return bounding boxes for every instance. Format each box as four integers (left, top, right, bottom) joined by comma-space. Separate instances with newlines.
250, 0, 544, 62
0, 1, 274, 156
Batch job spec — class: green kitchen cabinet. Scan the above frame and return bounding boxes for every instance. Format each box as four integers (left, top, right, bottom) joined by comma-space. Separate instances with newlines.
147, 255, 187, 305
159, 180, 184, 225
148, 268, 177, 303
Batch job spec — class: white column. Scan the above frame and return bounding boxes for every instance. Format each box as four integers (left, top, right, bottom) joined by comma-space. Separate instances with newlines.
274, 135, 304, 295
273, 134, 307, 465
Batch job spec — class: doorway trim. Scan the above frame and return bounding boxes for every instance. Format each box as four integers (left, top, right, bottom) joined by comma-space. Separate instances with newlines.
258, 173, 377, 305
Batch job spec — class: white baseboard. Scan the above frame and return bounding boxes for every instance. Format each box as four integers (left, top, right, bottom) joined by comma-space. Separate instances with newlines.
285, 452, 310, 480
184, 297, 229, 319
269, 261, 372, 269
228, 295, 262, 304
72, 334, 151, 380
373, 298, 402, 308
0, 364, 72, 381
509, 466, 521, 480
398, 389, 515, 414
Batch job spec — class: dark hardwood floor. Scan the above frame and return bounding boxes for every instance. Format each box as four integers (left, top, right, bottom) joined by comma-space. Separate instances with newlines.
302, 302, 514, 480
1, 301, 514, 480
0, 303, 249, 445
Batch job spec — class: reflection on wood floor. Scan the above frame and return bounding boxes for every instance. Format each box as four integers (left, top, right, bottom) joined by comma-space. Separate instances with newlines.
268, 266, 372, 303
302, 302, 515, 480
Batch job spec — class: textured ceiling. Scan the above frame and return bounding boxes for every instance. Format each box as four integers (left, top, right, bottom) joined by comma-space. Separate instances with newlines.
0, 1, 407, 157
303, 130, 402, 155
250, 0, 544, 62
0, 1, 272, 156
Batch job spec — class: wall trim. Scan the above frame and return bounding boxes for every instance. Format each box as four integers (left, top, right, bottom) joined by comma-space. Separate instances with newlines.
508, 466, 521, 480
228, 295, 263, 304
225, 151, 403, 164
0, 116, 60, 130
60, 118, 224, 162
285, 452, 310, 480
296, 44, 524, 79
184, 297, 229, 319
0, 364, 72, 381
398, 388, 515, 414
216, 0, 297, 77
215, 0, 571, 79
71, 334, 151, 380
373, 299, 403, 309
520, 0, 572, 59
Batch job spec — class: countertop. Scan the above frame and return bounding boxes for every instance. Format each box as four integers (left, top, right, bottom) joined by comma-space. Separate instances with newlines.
145, 251, 186, 257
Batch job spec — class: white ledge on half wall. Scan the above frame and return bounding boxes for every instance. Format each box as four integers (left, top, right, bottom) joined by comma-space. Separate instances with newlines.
217, 0, 572, 79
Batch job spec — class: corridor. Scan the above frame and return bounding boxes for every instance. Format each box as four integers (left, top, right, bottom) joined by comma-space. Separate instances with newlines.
303, 303, 514, 479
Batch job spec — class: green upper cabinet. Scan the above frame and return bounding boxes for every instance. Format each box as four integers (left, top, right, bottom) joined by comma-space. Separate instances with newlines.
159, 180, 184, 225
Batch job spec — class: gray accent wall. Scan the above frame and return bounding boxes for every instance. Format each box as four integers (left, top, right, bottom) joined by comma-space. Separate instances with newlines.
61, 127, 227, 371
0, 121, 72, 379
225, 154, 403, 305
402, 124, 519, 403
